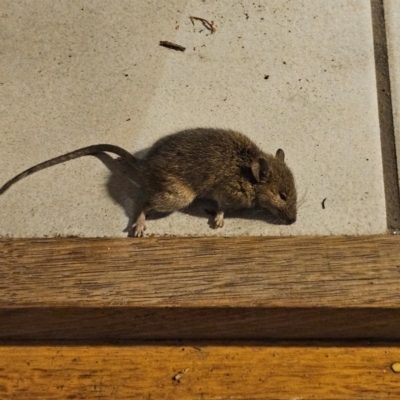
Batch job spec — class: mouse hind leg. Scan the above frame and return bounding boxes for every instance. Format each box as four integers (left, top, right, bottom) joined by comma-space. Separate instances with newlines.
132, 183, 196, 237
131, 206, 149, 237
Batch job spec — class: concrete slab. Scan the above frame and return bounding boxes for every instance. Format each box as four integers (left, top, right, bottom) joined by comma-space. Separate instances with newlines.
0, 0, 387, 237
384, 0, 400, 197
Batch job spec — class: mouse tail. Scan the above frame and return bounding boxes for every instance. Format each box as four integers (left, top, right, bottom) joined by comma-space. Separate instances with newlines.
0, 144, 139, 195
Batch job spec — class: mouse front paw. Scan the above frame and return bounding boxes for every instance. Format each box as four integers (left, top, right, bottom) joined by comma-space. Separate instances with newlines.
213, 211, 225, 228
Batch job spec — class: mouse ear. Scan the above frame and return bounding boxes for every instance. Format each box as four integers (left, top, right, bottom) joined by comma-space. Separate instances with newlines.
252, 158, 270, 183
275, 149, 285, 162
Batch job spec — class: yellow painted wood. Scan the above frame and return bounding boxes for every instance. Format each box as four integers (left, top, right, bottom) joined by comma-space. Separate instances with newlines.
1, 345, 400, 399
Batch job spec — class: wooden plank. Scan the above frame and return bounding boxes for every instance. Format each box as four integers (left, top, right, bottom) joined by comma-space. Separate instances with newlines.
2, 235, 400, 307
1, 344, 400, 399
1, 235, 400, 340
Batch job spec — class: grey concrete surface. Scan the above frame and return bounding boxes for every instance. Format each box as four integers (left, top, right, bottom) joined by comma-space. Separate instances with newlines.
385, 0, 400, 194
0, 0, 389, 237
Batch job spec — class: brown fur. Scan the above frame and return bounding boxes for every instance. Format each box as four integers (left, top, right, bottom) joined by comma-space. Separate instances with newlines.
134, 128, 297, 236
0, 128, 297, 236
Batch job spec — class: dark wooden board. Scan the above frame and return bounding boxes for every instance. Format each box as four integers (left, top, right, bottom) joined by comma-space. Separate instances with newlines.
1, 235, 400, 340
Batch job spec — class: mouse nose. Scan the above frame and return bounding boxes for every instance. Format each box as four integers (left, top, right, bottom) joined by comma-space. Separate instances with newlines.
286, 215, 296, 225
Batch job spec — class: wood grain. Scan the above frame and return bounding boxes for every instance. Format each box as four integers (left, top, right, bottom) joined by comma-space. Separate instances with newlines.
1, 235, 400, 340
2, 235, 400, 307
1, 344, 400, 399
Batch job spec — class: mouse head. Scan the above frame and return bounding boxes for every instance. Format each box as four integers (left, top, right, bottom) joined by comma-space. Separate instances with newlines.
251, 149, 297, 224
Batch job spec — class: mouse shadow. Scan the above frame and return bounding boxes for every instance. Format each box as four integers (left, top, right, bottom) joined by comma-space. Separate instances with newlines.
94, 151, 283, 237
94, 150, 171, 236
184, 199, 281, 229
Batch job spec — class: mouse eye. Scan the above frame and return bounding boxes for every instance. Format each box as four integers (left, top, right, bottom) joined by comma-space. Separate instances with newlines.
279, 192, 287, 201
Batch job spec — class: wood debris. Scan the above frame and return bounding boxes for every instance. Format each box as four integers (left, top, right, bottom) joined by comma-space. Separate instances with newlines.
190, 16, 216, 33
173, 368, 189, 383
159, 41, 186, 52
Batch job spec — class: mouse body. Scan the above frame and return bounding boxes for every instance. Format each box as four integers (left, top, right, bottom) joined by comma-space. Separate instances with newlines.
0, 128, 297, 236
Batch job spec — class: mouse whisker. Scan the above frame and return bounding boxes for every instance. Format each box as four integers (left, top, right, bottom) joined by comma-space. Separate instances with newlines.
297, 203, 311, 211
296, 187, 308, 207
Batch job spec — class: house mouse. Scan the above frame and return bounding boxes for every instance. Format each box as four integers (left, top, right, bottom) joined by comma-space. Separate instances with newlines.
0, 128, 297, 236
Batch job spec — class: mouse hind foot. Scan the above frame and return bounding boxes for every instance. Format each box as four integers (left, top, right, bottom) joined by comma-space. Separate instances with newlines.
131, 187, 196, 237
132, 209, 147, 237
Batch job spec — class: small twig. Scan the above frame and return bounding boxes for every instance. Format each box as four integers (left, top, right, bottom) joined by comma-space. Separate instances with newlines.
190, 15, 216, 33
159, 41, 186, 52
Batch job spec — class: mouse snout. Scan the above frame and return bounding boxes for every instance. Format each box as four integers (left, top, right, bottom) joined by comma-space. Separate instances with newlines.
285, 215, 296, 225
283, 210, 296, 225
